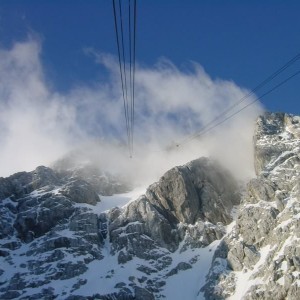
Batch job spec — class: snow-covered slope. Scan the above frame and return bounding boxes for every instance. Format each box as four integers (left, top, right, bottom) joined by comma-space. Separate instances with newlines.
0, 112, 299, 300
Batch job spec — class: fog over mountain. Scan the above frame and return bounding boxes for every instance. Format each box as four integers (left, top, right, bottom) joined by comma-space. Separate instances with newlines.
0, 112, 299, 299
0, 38, 262, 183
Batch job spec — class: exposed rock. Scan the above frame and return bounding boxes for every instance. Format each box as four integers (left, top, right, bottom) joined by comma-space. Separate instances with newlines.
109, 157, 240, 258
236, 204, 279, 246
1, 112, 299, 300
254, 112, 300, 175
109, 196, 178, 253
146, 157, 240, 225
202, 112, 300, 299
134, 286, 155, 300
52, 154, 131, 195
166, 262, 192, 276
59, 179, 100, 205
14, 194, 75, 241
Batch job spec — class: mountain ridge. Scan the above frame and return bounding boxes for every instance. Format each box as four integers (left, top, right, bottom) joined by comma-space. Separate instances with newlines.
0, 112, 299, 299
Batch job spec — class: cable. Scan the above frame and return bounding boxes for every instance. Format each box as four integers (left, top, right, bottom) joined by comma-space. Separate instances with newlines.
179, 69, 300, 145
128, 0, 133, 155
112, 0, 137, 157
132, 0, 137, 156
112, 0, 131, 156
180, 52, 300, 145
127, 0, 137, 157
118, 0, 131, 155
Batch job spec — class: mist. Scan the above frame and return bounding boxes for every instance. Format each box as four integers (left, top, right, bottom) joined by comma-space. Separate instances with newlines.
0, 39, 263, 184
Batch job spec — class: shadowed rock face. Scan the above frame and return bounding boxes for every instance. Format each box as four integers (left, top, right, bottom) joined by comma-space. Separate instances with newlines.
146, 158, 240, 225
109, 157, 240, 254
0, 165, 109, 242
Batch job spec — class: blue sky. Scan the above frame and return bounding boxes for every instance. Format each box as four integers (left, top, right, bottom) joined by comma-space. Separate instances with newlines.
1, 0, 300, 114
0, 1, 300, 177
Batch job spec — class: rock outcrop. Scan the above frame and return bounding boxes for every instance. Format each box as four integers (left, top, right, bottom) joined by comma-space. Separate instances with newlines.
0, 154, 241, 299
202, 112, 300, 300
1, 112, 299, 300
109, 157, 240, 258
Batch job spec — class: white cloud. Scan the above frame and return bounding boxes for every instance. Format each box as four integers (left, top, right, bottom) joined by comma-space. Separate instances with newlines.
0, 39, 263, 183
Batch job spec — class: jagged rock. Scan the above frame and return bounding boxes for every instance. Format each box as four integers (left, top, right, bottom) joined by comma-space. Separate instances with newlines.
134, 286, 155, 300
1, 112, 299, 300
27, 166, 60, 192
118, 250, 133, 264
245, 178, 275, 203
110, 157, 240, 259
53, 154, 131, 195
1, 241, 21, 250
236, 204, 279, 246
227, 241, 244, 271
59, 179, 100, 205
0, 204, 15, 239
70, 165, 130, 196
52, 261, 88, 280
14, 194, 75, 241
166, 262, 192, 276
69, 212, 102, 243
109, 196, 178, 253
0, 171, 32, 200
0, 290, 22, 299
202, 112, 300, 299
146, 157, 240, 225
243, 245, 260, 268
254, 112, 300, 175
178, 221, 225, 251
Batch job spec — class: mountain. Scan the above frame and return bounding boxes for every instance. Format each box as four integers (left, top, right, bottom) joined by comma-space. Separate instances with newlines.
0, 112, 299, 299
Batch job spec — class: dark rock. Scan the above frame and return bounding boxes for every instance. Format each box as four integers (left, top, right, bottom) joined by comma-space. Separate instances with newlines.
146, 158, 240, 225
1, 241, 21, 250
115, 282, 127, 289
0, 290, 22, 299
52, 261, 88, 280
14, 195, 75, 241
118, 250, 133, 264
134, 286, 155, 300
136, 265, 157, 275
166, 262, 192, 276
59, 179, 100, 205
110, 197, 178, 252
72, 279, 87, 291
0, 250, 9, 257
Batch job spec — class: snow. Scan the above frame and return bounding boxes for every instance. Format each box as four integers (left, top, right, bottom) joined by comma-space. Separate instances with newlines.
1, 197, 17, 207
279, 131, 291, 140
99, 186, 146, 212
58, 228, 75, 238
280, 261, 288, 272
74, 186, 147, 214
228, 245, 271, 300
162, 240, 220, 300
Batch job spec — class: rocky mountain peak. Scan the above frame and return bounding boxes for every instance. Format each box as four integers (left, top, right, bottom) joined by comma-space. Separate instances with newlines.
145, 157, 240, 225
202, 112, 300, 299
254, 112, 300, 175
0, 111, 299, 299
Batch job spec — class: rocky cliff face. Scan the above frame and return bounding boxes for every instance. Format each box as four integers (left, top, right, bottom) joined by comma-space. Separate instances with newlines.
0, 112, 299, 300
202, 112, 300, 299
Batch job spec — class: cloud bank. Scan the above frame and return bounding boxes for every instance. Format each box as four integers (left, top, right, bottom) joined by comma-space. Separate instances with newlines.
0, 39, 263, 184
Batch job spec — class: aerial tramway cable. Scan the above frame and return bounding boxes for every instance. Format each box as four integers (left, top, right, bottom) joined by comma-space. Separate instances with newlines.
182, 69, 300, 143
112, 0, 137, 157
132, 0, 137, 155
177, 52, 300, 147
